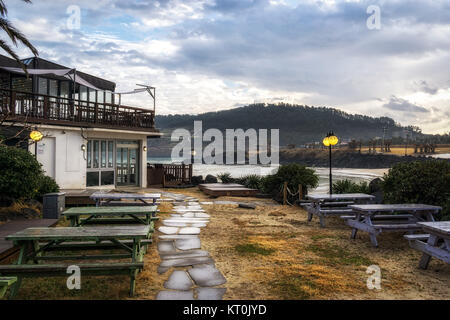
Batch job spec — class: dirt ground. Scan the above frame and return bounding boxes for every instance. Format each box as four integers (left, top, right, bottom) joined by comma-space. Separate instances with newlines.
6, 188, 450, 300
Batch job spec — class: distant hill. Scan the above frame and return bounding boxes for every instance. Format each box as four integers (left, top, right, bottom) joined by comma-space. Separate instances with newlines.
153, 103, 419, 147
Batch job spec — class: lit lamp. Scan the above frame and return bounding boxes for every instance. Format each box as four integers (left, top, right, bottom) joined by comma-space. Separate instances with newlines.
323, 131, 338, 196
30, 129, 43, 159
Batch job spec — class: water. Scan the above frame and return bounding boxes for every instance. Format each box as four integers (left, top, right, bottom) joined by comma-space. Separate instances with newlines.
148, 157, 387, 192
431, 153, 450, 159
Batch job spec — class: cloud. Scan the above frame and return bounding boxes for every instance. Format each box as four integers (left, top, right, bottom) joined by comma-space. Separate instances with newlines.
383, 96, 429, 113
1, 0, 449, 134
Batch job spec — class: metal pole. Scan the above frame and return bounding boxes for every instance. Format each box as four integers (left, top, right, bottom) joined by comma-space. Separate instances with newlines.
35, 142, 37, 160
329, 144, 332, 196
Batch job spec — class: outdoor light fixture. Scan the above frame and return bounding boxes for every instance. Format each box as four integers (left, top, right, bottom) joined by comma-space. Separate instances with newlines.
81, 144, 86, 152
30, 130, 43, 142
143, 146, 147, 152
323, 131, 339, 196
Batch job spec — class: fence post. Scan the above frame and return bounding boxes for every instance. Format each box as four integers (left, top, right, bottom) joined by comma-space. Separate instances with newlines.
283, 182, 288, 205
298, 184, 303, 201
162, 170, 166, 188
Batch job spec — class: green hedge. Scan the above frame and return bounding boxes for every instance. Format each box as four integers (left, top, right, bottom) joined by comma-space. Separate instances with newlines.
382, 160, 450, 220
0, 145, 59, 202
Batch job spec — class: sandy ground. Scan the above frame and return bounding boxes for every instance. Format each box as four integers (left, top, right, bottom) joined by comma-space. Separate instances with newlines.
6, 189, 450, 300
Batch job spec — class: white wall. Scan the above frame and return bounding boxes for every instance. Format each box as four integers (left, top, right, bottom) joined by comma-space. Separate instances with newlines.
29, 127, 149, 189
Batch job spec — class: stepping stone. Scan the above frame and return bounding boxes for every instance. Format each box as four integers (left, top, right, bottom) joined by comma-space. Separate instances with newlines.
239, 203, 256, 209
196, 288, 227, 300
159, 235, 199, 240
188, 266, 227, 287
159, 257, 215, 269
200, 202, 214, 205
164, 271, 194, 290
166, 218, 209, 223
157, 266, 170, 274
156, 290, 194, 300
181, 212, 209, 218
193, 263, 216, 269
170, 214, 182, 217
191, 223, 207, 228
163, 221, 189, 227
158, 226, 179, 235
179, 227, 201, 235
175, 238, 201, 250
193, 212, 210, 218
158, 241, 176, 254
214, 201, 238, 205
160, 250, 209, 260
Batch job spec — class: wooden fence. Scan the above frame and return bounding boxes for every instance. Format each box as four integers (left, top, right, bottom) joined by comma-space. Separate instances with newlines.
147, 163, 193, 187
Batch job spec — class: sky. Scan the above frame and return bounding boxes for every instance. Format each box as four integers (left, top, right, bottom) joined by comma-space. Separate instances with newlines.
5, 0, 450, 134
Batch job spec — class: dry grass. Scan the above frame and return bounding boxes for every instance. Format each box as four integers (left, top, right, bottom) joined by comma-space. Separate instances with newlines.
4, 188, 450, 300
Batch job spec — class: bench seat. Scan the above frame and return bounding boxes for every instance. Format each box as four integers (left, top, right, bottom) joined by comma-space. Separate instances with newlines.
404, 234, 430, 241
0, 277, 17, 298
40, 239, 153, 251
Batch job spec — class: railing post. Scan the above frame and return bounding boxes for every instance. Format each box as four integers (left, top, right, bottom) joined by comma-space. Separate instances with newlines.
43, 96, 49, 118
9, 91, 16, 115
94, 103, 98, 123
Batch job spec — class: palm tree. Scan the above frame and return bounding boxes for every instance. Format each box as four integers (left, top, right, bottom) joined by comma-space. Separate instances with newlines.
0, 0, 38, 73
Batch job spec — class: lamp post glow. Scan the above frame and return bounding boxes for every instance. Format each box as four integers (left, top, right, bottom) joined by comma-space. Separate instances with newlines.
323, 131, 338, 196
30, 129, 43, 159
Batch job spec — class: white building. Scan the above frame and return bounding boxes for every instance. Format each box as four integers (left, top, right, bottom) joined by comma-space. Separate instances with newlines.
0, 55, 161, 189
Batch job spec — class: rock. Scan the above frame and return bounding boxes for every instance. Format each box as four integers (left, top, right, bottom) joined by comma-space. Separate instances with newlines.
156, 290, 194, 300
164, 271, 194, 290
204, 175, 218, 183
191, 175, 204, 185
239, 203, 256, 209
196, 288, 227, 300
188, 265, 227, 287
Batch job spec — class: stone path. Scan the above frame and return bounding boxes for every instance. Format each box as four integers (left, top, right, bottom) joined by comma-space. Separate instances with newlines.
155, 194, 227, 300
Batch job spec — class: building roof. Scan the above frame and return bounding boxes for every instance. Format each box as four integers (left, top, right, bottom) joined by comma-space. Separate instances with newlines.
21, 56, 116, 92
0, 54, 22, 68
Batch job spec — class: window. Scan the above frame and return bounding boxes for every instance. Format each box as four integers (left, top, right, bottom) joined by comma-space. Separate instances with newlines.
86, 140, 115, 187
89, 88, 96, 103
49, 80, 58, 97
60, 81, 70, 99
105, 91, 112, 104
97, 91, 104, 104
101, 141, 106, 168
38, 77, 48, 95
80, 86, 88, 101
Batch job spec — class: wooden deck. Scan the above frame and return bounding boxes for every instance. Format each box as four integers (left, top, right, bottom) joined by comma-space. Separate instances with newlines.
199, 183, 259, 197
0, 219, 58, 261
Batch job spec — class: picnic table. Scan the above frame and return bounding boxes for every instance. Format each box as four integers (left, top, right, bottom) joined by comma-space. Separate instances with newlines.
344, 204, 441, 247
0, 226, 152, 298
305, 193, 375, 227
90, 192, 161, 207
63, 206, 158, 227
405, 221, 450, 269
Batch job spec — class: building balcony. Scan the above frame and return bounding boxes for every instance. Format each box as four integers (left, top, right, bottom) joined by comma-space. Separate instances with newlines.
0, 88, 157, 132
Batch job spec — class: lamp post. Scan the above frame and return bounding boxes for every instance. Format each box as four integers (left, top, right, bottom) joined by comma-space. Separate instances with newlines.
30, 129, 43, 159
323, 131, 338, 196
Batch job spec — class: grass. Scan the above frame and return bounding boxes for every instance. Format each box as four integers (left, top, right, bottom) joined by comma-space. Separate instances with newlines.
235, 243, 276, 256
270, 275, 316, 299
305, 243, 374, 266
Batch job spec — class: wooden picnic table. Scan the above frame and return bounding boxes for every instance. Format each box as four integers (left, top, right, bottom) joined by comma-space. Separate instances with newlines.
0, 226, 151, 298
345, 204, 441, 247
305, 193, 375, 227
63, 206, 158, 227
90, 192, 161, 207
405, 221, 450, 269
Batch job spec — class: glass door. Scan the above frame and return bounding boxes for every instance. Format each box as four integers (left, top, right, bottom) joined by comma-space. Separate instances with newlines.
116, 142, 139, 186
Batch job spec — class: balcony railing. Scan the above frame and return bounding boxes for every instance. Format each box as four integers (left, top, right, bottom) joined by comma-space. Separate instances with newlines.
0, 88, 156, 131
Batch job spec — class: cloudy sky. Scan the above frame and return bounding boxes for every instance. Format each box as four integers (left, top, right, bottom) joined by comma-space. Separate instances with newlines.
5, 0, 450, 134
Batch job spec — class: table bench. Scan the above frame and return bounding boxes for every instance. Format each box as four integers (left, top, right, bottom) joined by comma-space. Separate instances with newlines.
63, 206, 158, 227
345, 204, 441, 247
305, 193, 375, 227
404, 221, 450, 269
0, 276, 17, 298
1, 226, 151, 298
90, 192, 161, 207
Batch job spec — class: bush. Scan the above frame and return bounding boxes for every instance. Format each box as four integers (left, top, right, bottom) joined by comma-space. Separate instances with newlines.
382, 160, 450, 220
37, 175, 60, 199
0, 145, 43, 201
333, 179, 370, 194
217, 172, 234, 183
0, 145, 60, 202
262, 163, 319, 195
236, 174, 265, 190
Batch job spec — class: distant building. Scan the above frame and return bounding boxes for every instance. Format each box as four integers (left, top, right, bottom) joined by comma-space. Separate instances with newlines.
0, 54, 160, 189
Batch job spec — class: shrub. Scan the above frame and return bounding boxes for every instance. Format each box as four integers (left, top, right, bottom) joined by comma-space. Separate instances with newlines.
0, 145, 43, 201
333, 179, 370, 194
382, 160, 450, 220
217, 173, 235, 183
236, 174, 264, 190
37, 175, 60, 199
262, 163, 319, 195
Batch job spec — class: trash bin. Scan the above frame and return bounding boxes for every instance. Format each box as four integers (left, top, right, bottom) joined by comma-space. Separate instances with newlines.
43, 192, 66, 219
